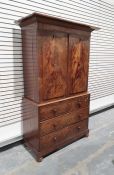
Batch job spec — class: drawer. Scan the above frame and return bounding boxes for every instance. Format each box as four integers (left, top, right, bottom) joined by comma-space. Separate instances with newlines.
70, 94, 90, 110
39, 94, 90, 121
40, 108, 89, 136
39, 100, 70, 121
40, 119, 88, 152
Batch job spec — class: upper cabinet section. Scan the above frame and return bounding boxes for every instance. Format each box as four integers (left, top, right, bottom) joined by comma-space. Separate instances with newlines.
18, 13, 95, 103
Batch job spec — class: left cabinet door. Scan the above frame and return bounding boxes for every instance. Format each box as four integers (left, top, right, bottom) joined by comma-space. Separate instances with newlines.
38, 31, 68, 101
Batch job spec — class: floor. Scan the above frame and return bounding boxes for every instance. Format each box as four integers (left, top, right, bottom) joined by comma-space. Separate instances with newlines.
0, 108, 114, 175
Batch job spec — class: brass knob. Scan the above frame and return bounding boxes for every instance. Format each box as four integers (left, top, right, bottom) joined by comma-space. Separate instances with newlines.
52, 109, 57, 115
53, 136, 57, 142
77, 102, 81, 108
53, 124, 56, 128
85, 98, 87, 101
77, 126, 81, 130
53, 63, 57, 67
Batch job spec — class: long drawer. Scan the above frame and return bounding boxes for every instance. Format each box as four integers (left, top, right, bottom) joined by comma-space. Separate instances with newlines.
39, 94, 90, 121
40, 108, 89, 136
40, 119, 88, 153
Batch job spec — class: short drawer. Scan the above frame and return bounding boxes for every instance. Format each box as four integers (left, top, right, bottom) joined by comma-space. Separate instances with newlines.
39, 100, 70, 121
39, 93, 90, 121
40, 108, 89, 136
70, 94, 90, 111
40, 119, 88, 152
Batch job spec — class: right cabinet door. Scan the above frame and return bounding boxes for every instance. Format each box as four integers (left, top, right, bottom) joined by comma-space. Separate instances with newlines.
68, 34, 90, 94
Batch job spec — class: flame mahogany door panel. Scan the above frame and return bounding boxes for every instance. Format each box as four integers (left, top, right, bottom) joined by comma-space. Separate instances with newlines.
68, 35, 90, 95
38, 30, 68, 101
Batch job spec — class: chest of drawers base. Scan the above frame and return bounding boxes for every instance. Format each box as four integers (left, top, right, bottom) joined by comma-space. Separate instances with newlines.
23, 93, 90, 161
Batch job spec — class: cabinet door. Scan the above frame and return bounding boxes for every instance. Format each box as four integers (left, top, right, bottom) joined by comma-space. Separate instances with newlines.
38, 31, 67, 101
68, 35, 90, 94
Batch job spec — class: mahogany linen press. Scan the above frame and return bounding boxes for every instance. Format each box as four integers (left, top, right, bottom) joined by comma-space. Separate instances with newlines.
18, 13, 95, 161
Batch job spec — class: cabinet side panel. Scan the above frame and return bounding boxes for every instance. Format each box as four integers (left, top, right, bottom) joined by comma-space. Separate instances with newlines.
23, 98, 39, 153
22, 23, 39, 102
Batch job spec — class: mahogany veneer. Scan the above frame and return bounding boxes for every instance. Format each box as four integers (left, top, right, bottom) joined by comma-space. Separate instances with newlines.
18, 13, 94, 161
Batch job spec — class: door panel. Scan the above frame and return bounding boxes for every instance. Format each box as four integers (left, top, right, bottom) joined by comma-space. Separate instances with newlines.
38, 31, 67, 101
68, 35, 90, 94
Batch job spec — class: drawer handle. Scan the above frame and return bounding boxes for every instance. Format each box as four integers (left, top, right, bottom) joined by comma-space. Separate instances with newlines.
85, 97, 88, 102
52, 109, 57, 115
53, 136, 57, 142
53, 124, 57, 128
77, 126, 81, 130
77, 102, 81, 108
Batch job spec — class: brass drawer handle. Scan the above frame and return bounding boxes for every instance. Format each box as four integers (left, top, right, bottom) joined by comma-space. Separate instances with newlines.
53, 136, 57, 142
77, 102, 81, 108
77, 126, 81, 130
53, 124, 57, 128
52, 109, 57, 115
85, 97, 88, 102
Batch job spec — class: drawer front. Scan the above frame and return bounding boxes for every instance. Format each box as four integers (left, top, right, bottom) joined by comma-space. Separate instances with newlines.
39, 94, 90, 121
39, 100, 69, 121
40, 108, 89, 136
70, 94, 90, 110
40, 119, 88, 152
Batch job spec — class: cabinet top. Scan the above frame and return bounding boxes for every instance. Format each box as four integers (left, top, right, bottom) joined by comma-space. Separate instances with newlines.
16, 12, 99, 32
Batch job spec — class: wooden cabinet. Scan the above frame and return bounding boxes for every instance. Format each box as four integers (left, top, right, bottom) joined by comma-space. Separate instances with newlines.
18, 13, 94, 161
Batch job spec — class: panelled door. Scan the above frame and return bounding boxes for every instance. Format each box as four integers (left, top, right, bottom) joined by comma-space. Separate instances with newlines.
68, 34, 90, 94
38, 30, 68, 101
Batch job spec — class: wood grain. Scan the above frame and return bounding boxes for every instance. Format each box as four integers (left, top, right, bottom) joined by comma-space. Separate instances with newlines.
68, 35, 90, 94
40, 108, 89, 136
39, 93, 90, 121
38, 31, 67, 101
40, 119, 88, 152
